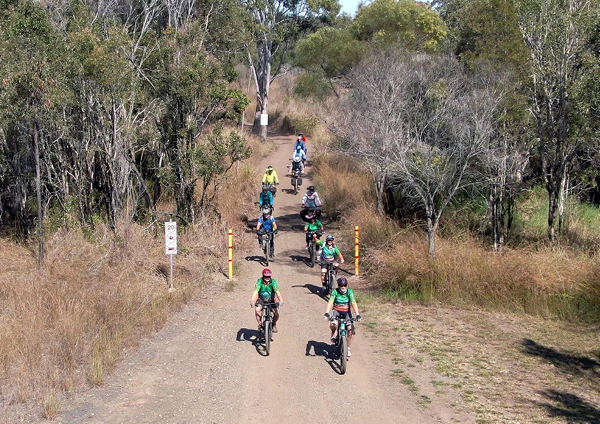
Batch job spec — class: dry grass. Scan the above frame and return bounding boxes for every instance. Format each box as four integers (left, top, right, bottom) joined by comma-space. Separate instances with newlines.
0, 218, 224, 414
312, 152, 600, 324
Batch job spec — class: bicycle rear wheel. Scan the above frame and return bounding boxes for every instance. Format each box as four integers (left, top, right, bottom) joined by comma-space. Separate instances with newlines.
340, 335, 348, 374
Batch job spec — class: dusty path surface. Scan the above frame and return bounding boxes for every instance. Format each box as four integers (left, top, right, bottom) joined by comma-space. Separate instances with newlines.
56, 133, 475, 424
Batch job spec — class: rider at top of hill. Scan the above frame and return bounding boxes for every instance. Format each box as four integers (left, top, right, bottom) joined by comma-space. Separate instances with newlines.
294, 133, 307, 154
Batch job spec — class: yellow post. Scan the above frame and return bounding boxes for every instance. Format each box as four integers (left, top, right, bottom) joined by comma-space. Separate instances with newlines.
354, 226, 360, 276
228, 229, 233, 280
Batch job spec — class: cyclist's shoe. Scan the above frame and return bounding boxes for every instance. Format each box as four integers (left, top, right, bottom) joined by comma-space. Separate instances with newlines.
347, 347, 351, 358
272, 325, 278, 333
330, 336, 338, 343
305, 245, 309, 250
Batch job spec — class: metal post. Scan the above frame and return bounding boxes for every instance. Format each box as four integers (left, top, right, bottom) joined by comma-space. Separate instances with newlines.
169, 253, 173, 289
355, 226, 360, 276
228, 229, 234, 280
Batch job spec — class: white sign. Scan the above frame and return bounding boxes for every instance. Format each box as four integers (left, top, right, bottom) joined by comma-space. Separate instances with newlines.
165, 221, 178, 255
260, 113, 268, 126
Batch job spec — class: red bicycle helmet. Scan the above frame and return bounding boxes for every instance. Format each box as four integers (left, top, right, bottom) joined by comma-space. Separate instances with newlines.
262, 268, 272, 277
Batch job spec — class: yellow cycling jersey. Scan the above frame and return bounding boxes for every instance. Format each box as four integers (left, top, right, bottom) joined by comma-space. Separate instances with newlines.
262, 171, 279, 184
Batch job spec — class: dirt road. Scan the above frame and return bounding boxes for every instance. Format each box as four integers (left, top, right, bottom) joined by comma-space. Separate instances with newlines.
57, 133, 474, 423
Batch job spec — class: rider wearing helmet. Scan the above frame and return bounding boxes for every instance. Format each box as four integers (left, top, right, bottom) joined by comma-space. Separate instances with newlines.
324, 277, 361, 357
251, 268, 284, 333
316, 234, 344, 285
262, 166, 279, 197
291, 155, 304, 173
262, 165, 280, 185
293, 144, 306, 164
303, 212, 323, 249
294, 133, 307, 155
259, 184, 274, 209
300, 186, 322, 221
256, 208, 278, 256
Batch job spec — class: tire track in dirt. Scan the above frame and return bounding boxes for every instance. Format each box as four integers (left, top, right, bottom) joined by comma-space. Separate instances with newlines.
55, 132, 474, 424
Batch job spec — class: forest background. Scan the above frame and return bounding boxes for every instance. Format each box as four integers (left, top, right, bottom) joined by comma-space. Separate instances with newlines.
0, 0, 599, 419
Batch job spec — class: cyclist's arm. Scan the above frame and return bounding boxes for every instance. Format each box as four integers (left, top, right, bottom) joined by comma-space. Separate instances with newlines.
262, 174, 267, 183
335, 246, 345, 263
325, 295, 335, 315
250, 289, 259, 305
349, 290, 359, 315
274, 171, 279, 184
301, 193, 307, 206
256, 219, 262, 230
315, 193, 323, 207
304, 224, 309, 231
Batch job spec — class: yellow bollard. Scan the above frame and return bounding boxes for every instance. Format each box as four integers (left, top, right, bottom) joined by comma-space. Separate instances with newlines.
228, 229, 233, 280
354, 226, 360, 276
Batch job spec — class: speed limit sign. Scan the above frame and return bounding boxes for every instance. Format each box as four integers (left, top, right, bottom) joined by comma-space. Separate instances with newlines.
165, 221, 177, 255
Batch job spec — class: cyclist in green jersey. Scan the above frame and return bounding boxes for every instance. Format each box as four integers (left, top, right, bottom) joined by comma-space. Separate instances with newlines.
324, 277, 361, 357
316, 234, 344, 286
303, 213, 323, 249
250, 268, 284, 333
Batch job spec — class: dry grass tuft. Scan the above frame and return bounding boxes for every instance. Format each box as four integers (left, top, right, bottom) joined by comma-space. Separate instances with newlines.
0, 207, 236, 417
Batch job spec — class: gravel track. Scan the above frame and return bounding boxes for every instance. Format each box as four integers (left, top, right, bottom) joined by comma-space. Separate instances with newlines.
56, 133, 474, 424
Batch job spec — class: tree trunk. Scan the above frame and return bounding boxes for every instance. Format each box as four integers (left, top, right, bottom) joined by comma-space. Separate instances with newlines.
426, 202, 436, 258
375, 172, 386, 215
547, 187, 558, 242
33, 123, 44, 267
558, 171, 569, 232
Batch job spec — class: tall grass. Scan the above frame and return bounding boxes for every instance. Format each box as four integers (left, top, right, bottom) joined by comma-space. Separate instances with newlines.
0, 219, 225, 414
312, 153, 600, 324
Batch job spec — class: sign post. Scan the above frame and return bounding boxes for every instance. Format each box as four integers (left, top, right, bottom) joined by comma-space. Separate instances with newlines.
228, 229, 233, 280
165, 219, 177, 289
354, 226, 360, 276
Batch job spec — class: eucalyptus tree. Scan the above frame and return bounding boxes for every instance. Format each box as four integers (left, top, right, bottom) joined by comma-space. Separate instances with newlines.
336, 53, 502, 257
517, 0, 600, 241
242, 0, 340, 140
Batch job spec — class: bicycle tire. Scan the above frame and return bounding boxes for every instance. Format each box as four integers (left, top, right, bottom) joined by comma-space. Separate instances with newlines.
340, 334, 348, 374
265, 236, 270, 266
265, 315, 272, 355
327, 270, 334, 296
309, 242, 315, 267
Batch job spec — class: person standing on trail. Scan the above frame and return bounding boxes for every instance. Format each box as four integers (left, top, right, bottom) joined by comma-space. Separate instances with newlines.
301, 186, 322, 221
324, 277, 361, 357
251, 268, 284, 333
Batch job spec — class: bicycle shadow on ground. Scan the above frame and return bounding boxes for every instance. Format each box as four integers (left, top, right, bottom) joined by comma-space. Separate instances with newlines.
305, 340, 343, 375
236, 327, 269, 356
245, 255, 269, 267
291, 283, 329, 302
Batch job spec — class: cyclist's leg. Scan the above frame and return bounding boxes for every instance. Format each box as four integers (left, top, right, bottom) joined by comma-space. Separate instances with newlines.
255, 304, 263, 328
321, 266, 327, 284
330, 310, 341, 341
272, 307, 279, 325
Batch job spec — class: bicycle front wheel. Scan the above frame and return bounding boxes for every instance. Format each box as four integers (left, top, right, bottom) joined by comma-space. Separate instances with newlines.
265, 317, 272, 355
309, 243, 315, 267
340, 335, 348, 374
265, 239, 270, 266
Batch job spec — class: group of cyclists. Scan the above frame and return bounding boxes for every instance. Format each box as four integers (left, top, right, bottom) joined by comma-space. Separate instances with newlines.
251, 133, 361, 357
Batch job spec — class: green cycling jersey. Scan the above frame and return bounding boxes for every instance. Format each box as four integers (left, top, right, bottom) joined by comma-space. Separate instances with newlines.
304, 220, 323, 232
316, 240, 341, 260
328, 287, 357, 312
254, 277, 280, 301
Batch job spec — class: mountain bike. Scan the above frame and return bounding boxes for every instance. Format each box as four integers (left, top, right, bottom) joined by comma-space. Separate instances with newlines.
329, 316, 357, 374
291, 168, 302, 194
306, 230, 321, 267
320, 261, 337, 296
260, 301, 279, 355
258, 229, 275, 265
